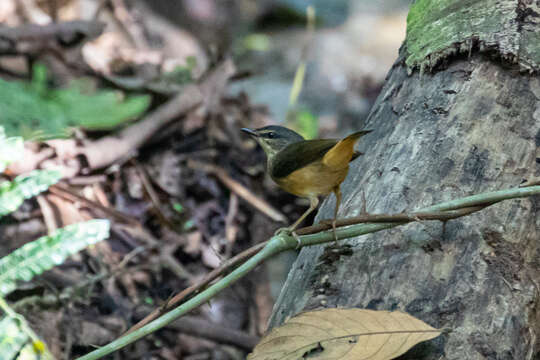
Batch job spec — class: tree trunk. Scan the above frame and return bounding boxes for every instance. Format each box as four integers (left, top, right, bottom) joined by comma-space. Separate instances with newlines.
269, 0, 540, 358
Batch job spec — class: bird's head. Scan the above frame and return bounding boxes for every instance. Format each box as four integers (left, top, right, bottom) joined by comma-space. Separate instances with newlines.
241, 125, 304, 159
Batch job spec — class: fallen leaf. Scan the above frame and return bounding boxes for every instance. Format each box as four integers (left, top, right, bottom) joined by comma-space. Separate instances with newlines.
201, 242, 222, 268
248, 308, 442, 360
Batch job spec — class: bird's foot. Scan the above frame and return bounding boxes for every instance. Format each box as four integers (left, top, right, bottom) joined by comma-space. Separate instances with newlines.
274, 227, 301, 249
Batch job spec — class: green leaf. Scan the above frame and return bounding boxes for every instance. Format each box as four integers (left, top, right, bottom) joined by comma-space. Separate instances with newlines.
0, 219, 110, 296
172, 203, 184, 213
0, 170, 62, 217
0, 64, 151, 140
0, 128, 24, 173
54, 83, 151, 130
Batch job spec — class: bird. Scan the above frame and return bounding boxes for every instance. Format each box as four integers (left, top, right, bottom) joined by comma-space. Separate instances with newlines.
241, 125, 371, 240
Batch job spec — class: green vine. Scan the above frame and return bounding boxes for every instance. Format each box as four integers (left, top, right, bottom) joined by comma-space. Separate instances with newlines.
78, 185, 540, 360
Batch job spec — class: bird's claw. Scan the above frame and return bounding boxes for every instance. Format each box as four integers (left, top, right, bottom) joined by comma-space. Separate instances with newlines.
274, 228, 302, 249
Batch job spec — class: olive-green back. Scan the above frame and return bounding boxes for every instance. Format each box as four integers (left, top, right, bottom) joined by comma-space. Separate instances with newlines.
270, 139, 339, 179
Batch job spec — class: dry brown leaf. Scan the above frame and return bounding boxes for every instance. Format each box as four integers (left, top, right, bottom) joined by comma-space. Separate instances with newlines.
248, 308, 442, 360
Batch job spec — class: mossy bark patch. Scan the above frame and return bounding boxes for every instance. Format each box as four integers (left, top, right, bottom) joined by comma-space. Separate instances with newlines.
405, 0, 540, 73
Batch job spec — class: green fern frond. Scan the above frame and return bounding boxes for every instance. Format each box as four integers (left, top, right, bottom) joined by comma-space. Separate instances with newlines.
0, 297, 54, 360
0, 128, 24, 173
0, 316, 28, 360
0, 170, 62, 217
0, 219, 110, 296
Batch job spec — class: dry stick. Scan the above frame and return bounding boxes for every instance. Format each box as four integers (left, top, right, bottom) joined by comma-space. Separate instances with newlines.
188, 160, 287, 223
78, 186, 540, 360
66, 175, 107, 186
36, 194, 59, 232
132, 162, 175, 228
80, 59, 235, 170
49, 184, 139, 225
124, 204, 488, 335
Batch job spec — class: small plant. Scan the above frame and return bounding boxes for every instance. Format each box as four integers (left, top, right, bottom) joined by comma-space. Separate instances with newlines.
0, 64, 151, 140
0, 127, 110, 359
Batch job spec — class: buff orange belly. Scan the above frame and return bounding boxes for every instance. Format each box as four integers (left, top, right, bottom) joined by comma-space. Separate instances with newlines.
272, 161, 349, 198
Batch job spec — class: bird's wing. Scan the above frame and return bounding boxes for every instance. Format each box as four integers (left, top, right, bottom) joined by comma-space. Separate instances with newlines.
270, 139, 338, 179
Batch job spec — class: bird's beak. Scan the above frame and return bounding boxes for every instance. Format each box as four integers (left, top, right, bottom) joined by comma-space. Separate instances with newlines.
241, 128, 258, 137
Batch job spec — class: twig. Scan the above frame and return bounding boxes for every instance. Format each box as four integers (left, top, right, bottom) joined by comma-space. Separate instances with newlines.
133, 161, 173, 228
36, 194, 59, 233
77, 185, 540, 360
49, 184, 139, 225
296, 205, 490, 235
188, 160, 287, 223
66, 175, 107, 186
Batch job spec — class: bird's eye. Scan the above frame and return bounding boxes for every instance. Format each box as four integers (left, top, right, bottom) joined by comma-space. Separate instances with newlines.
267, 132, 276, 138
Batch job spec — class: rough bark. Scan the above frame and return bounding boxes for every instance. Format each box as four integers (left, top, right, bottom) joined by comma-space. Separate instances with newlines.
268, 2, 540, 358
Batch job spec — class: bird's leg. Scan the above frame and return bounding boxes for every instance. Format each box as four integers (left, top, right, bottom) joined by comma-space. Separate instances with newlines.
331, 187, 342, 242
275, 196, 319, 248
290, 196, 319, 231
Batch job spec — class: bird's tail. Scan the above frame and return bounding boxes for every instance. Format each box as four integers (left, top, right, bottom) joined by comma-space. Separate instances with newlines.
322, 130, 372, 168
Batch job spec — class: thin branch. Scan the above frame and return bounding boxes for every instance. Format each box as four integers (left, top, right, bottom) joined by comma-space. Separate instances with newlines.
77, 185, 540, 360
49, 184, 139, 225
296, 204, 490, 235
188, 160, 287, 223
